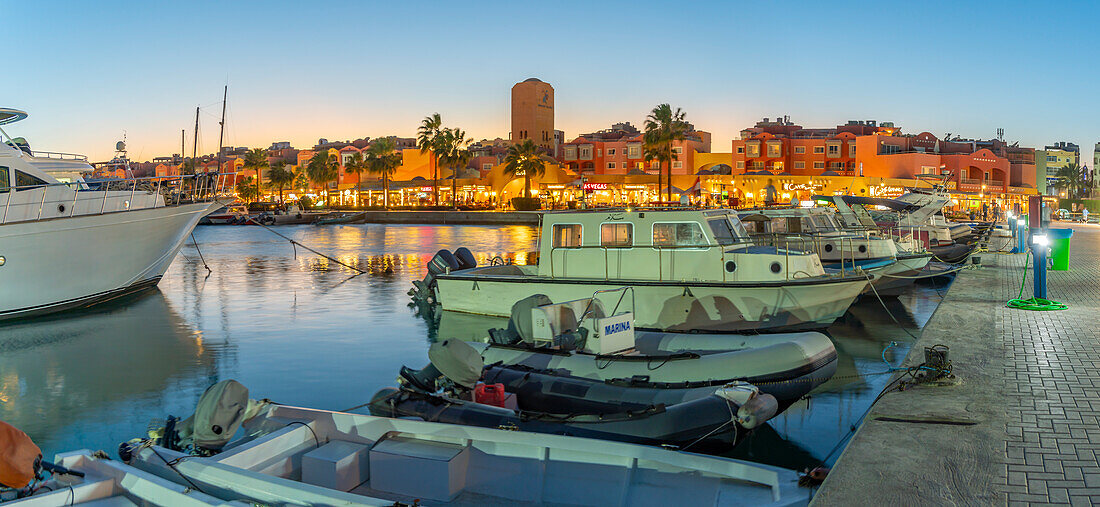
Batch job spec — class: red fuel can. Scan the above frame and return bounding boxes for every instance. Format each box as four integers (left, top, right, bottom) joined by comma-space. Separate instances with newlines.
474, 383, 507, 407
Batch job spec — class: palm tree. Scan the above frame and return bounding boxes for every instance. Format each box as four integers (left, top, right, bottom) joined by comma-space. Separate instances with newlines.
643, 104, 689, 203
365, 137, 403, 209
503, 139, 545, 203
306, 151, 339, 206
235, 176, 262, 203
1053, 164, 1083, 198
266, 162, 295, 203
417, 113, 444, 206
437, 128, 472, 208
344, 152, 368, 207
242, 148, 268, 184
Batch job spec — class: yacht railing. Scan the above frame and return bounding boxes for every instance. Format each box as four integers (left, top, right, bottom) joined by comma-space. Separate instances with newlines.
0, 172, 235, 225
748, 232, 863, 275
30, 150, 88, 161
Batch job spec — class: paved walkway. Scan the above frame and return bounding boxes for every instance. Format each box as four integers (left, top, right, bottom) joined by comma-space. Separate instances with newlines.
814, 223, 1100, 506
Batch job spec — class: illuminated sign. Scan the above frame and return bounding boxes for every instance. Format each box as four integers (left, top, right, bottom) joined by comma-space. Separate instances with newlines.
869, 185, 904, 197
783, 182, 824, 192
583, 183, 608, 191
419, 186, 433, 191
622, 184, 647, 190
545, 184, 566, 189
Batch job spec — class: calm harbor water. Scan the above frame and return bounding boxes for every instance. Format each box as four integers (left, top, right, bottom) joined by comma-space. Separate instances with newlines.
0, 224, 946, 470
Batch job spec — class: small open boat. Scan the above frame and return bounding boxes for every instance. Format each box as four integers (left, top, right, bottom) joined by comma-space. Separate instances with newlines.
122, 382, 810, 506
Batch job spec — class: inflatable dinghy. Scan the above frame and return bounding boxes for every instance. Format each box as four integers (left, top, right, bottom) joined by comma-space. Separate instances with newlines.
467, 295, 838, 401
370, 340, 779, 446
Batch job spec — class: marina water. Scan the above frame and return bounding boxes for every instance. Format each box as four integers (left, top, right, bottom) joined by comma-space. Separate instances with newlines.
0, 224, 947, 470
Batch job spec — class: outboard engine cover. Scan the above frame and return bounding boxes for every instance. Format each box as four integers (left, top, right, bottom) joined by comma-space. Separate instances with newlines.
177, 380, 253, 452
400, 339, 484, 391
0, 421, 41, 489
420, 250, 460, 293
453, 247, 477, 270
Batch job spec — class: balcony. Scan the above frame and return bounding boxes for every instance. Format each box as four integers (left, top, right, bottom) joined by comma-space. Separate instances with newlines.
958, 178, 982, 190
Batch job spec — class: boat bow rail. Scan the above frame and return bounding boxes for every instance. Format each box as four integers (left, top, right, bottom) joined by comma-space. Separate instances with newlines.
0, 173, 235, 225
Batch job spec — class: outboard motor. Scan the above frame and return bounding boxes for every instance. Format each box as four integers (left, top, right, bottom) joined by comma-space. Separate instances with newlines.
0, 421, 83, 499
0, 421, 41, 490
453, 247, 477, 270
411, 249, 461, 302
488, 294, 553, 345
124, 380, 271, 460
399, 339, 484, 392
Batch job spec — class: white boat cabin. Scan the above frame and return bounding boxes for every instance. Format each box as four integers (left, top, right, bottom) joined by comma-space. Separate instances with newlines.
0, 108, 173, 224
535, 208, 827, 282
738, 207, 898, 262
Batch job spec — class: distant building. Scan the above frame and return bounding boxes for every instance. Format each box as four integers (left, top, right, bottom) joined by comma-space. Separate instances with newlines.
1035, 142, 1079, 195
511, 78, 555, 153
558, 122, 711, 176
269, 141, 292, 151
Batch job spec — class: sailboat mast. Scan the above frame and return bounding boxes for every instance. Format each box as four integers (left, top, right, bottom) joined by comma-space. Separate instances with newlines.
191, 107, 199, 175
217, 85, 227, 175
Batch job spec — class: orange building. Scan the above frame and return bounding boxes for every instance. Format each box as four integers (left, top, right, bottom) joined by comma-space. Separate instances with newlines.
511, 78, 555, 152
731, 117, 1017, 194
558, 122, 712, 177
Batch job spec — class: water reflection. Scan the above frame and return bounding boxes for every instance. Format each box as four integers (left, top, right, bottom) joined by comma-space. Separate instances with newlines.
0, 290, 227, 454
0, 222, 944, 473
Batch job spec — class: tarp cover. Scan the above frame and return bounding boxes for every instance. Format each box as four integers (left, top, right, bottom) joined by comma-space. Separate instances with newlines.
428, 339, 484, 388
0, 420, 40, 489
178, 380, 250, 451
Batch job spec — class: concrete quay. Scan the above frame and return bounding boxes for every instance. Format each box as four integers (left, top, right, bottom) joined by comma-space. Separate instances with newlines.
813, 223, 1100, 506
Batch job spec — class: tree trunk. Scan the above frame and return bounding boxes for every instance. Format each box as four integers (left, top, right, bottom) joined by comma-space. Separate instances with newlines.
383, 172, 389, 209
667, 144, 672, 203
357, 173, 362, 209
524, 173, 531, 198
433, 156, 439, 206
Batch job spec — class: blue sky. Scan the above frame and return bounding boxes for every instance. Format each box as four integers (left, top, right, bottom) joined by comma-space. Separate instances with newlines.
4, 0, 1099, 161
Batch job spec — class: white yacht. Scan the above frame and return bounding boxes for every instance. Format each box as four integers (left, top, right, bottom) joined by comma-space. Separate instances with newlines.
739, 206, 931, 296
0, 108, 224, 321
413, 208, 869, 332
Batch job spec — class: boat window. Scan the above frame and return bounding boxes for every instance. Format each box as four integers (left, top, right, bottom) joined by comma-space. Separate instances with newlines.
552, 224, 583, 248
14, 169, 47, 189
601, 223, 633, 248
0, 166, 8, 192
653, 222, 708, 247
811, 215, 837, 231
707, 218, 743, 246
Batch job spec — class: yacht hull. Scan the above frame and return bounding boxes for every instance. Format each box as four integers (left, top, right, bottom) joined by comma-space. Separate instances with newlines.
435, 274, 867, 332
0, 202, 216, 321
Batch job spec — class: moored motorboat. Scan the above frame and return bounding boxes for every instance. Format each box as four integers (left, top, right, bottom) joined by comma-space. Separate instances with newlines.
412, 207, 868, 333
122, 381, 810, 506
0, 108, 225, 321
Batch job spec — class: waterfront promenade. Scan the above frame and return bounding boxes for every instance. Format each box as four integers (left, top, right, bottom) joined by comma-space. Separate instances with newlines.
814, 223, 1100, 505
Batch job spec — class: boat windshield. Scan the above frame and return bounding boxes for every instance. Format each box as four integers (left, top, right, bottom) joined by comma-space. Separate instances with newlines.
707, 217, 748, 246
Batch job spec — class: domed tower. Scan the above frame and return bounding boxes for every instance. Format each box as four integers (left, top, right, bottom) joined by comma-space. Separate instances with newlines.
511, 78, 555, 153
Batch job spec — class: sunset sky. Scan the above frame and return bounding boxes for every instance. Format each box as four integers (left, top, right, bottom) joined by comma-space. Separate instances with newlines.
6, 0, 1099, 161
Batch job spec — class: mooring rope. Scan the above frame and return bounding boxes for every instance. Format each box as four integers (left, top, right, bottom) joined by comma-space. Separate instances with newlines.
247, 217, 365, 274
